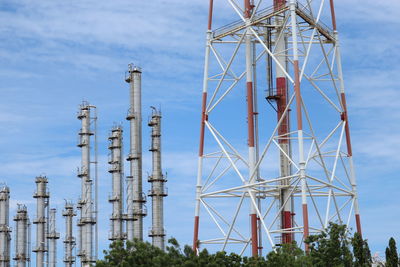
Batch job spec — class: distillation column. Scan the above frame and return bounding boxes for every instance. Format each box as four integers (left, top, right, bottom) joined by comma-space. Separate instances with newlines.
125, 65, 146, 241
148, 108, 167, 250
13, 205, 30, 267
77, 103, 96, 266
0, 186, 11, 267
33, 176, 49, 267
63, 202, 76, 267
47, 209, 59, 267
108, 126, 125, 241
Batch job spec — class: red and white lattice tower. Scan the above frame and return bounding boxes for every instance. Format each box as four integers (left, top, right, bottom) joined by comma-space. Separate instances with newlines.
193, 0, 362, 256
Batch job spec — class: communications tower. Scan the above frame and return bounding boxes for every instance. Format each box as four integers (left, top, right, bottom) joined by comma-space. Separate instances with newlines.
193, 0, 362, 256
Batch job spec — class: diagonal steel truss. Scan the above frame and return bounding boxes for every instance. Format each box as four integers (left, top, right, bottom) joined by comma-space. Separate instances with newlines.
193, 0, 362, 257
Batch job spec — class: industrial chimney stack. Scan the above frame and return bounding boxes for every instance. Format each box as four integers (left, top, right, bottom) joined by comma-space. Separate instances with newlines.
108, 126, 125, 241
47, 208, 59, 267
125, 64, 146, 241
13, 204, 30, 267
33, 176, 49, 267
63, 202, 76, 267
0, 186, 11, 267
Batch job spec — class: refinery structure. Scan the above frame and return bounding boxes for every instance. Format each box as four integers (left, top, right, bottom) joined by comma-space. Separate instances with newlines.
193, 0, 361, 256
0, 64, 168, 266
0, 0, 363, 264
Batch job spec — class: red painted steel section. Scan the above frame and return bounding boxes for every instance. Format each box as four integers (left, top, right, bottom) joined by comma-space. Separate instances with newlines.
193, 216, 200, 251
250, 214, 258, 257
246, 82, 255, 148
282, 211, 292, 243
328, 0, 337, 31
244, 0, 253, 19
355, 214, 362, 236
293, 60, 303, 130
199, 92, 208, 157
276, 77, 289, 144
302, 204, 310, 251
274, 0, 286, 11
340, 93, 353, 156
207, 0, 214, 30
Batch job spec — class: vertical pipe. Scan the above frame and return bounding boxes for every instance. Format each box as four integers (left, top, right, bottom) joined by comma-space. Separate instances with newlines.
289, 0, 309, 249
0, 186, 11, 267
33, 176, 49, 267
77, 103, 95, 266
243, 0, 258, 257
272, 0, 293, 245
148, 108, 167, 250
329, 0, 362, 234
193, 0, 214, 253
14, 205, 30, 267
126, 65, 146, 241
47, 209, 59, 267
63, 202, 76, 267
108, 126, 125, 241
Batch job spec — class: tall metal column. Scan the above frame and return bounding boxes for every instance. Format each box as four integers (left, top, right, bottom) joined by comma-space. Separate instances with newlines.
108, 126, 125, 241
63, 202, 76, 267
0, 186, 11, 267
77, 102, 97, 266
13, 204, 30, 267
47, 209, 59, 267
125, 65, 146, 241
148, 108, 167, 250
33, 176, 48, 267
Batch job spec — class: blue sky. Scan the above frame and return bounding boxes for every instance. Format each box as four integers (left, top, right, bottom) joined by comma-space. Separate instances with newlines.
0, 0, 399, 263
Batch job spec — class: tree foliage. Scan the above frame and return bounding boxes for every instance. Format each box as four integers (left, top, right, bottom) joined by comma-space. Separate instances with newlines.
96, 224, 375, 267
385, 237, 399, 267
